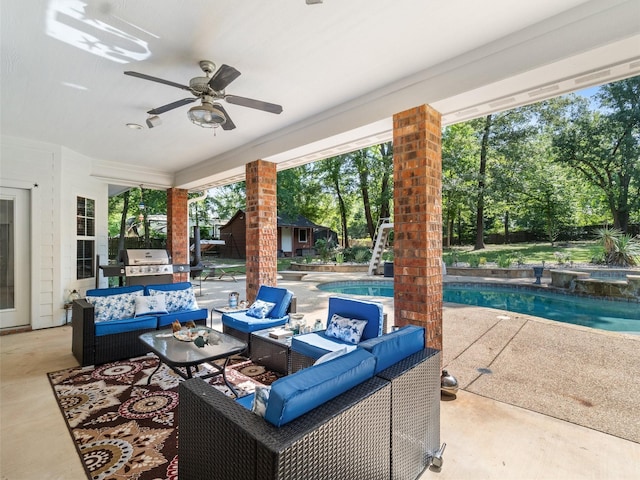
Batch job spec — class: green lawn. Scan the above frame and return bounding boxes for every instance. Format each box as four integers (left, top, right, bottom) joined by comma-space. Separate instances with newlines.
443, 241, 601, 266
210, 241, 612, 269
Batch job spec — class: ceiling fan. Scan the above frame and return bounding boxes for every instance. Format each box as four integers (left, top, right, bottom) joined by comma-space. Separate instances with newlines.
124, 60, 283, 130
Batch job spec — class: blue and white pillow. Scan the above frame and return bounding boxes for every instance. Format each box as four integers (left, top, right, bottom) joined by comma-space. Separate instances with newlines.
252, 385, 271, 417
246, 300, 276, 319
86, 291, 142, 323
148, 287, 198, 313
134, 294, 168, 317
325, 314, 368, 344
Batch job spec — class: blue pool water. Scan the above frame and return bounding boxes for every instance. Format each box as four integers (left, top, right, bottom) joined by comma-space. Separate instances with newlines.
317, 281, 640, 333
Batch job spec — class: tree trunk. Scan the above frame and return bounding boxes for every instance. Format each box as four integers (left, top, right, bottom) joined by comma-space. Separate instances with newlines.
378, 142, 393, 221
141, 187, 150, 248
356, 162, 375, 241
457, 207, 462, 245
504, 210, 509, 244
334, 179, 349, 248
474, 114, 492, 250
117, 190, 130, 256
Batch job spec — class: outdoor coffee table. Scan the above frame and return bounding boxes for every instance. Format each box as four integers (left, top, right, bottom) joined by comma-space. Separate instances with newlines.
139, 327, 247, 396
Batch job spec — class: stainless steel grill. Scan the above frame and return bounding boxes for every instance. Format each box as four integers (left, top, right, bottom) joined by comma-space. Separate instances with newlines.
122, 249, 174, 277
98, 249, 193, 287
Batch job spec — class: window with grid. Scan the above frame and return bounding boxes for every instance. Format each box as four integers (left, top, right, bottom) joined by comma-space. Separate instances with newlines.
76, 197, 95, 279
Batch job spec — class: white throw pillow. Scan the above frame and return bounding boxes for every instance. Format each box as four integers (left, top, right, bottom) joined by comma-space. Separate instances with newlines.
313, 346, 356, 365
134, 294, 168, 317
325, 314, 368, 344
252, 385, 271, 417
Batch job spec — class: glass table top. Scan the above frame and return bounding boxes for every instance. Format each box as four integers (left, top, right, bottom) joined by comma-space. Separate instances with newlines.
139, 327, 247, 366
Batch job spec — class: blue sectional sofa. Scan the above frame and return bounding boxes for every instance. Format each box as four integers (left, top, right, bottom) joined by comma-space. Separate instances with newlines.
72, 282, 207, 366
179, 324, 441, 480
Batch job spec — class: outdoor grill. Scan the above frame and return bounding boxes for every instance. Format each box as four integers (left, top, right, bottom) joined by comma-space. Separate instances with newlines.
100, 249, 189, 286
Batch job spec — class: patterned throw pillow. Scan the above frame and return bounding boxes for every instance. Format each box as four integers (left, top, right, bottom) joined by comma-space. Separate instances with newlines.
134, 294, 168, 317
325, 314, 368, 344
252, 385, 271, 417
86, 291, 142, 323
148, 287, 198, 313
246, 300, 276, 319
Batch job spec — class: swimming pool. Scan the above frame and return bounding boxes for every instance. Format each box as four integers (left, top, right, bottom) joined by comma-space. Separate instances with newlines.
317, 280, 640, 334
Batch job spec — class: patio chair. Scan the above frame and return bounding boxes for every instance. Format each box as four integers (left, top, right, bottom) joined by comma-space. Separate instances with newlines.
290, 296, 384, 372
221, 285, 294, 354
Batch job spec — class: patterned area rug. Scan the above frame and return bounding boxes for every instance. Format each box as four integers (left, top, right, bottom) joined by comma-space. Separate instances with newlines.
47, 354, 281, 480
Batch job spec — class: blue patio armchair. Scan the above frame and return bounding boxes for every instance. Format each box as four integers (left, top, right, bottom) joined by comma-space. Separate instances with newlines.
221, 285, 294, 354
290, 296, 384, 372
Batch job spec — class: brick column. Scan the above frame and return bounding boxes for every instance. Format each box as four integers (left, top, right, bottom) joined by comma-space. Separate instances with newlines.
245, 160, 278, 302
393, 105, 442, 351
167, 188, 189, 283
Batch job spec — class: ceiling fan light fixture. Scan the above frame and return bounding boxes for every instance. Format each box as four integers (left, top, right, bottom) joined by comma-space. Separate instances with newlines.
187, 102, 226, 128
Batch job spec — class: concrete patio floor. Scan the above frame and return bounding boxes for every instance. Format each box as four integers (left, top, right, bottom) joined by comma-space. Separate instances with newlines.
1, 271, 638, 479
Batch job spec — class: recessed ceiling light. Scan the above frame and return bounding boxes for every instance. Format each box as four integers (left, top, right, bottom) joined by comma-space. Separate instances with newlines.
126, 123, 143, 129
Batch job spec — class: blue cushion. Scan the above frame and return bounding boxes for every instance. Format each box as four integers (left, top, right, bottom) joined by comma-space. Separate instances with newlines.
327, 297, 383, 341
94, 316, 157, 337
264, 349, 376, 427
235, 393, 255, 410
359, 325, 425, 373
291, 332, 356, 360
143, 282, 192, 295
155, 308, 209, 328
222, 312, 288, 333
86, 285, 145, 297
255, 286, 293, 319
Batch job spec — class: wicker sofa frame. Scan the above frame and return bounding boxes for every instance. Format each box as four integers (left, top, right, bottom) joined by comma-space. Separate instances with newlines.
71, 299, 206, 366
179, 347, 440, 480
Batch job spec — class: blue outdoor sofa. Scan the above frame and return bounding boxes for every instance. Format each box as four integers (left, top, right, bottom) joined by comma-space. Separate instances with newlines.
179, 324, 441, 480
72, 282, 207, 366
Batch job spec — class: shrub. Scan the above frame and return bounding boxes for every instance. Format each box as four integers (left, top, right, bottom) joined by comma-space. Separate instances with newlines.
353, 248, 371, 263
595, 227, 640, 267
496, 254, 513, 268
315, 238, 334, 262
334, 252, 344, 263
553, 251, 571, 265
467, 255, 480, 268
479, 257, 487, 266
344, 245, 371, 263
443, 253, 456, 266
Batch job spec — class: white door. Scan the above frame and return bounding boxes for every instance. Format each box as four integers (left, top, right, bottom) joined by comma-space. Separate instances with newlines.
0, 187, 30, 329
281, 227, 292, 255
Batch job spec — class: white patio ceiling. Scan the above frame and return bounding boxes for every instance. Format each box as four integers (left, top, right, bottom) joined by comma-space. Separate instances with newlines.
1, 0, 639, 193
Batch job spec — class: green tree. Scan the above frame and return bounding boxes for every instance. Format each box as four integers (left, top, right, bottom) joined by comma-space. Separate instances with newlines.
442, 123, 479, 246
553, 76, 640, 232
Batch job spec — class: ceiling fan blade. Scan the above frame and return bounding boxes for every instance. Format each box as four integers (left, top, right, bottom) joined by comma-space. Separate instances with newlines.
216, 104, 236, 130
208, 64, 241, 91
147, 97, 197, 115
124, 71, 191, 91
225, 95, 283, 114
